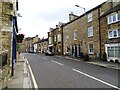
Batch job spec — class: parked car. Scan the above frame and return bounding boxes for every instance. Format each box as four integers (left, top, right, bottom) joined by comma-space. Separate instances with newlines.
45, 50, 54, 56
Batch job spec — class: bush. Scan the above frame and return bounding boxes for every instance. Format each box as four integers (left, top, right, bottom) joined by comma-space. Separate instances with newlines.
102, 52, 107, 61
83, 53, 89, 61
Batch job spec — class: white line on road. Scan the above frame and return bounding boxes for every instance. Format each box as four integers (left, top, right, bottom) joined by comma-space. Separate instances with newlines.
26, 58, 39, 90
72, 69, 119, 89
42, 57, 47, 59
51, 60, 64, 66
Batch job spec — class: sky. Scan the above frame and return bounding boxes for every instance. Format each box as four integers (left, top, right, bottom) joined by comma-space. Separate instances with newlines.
17, 0, 107, 39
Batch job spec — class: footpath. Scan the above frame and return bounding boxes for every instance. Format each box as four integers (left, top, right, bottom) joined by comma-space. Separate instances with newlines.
55, 55, 120, 70
7, 54, 32, 89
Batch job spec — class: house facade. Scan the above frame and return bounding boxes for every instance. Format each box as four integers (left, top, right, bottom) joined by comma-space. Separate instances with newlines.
100, 3, 120, 62
48, 22, 64, 55
63, 2, 118, 60
0, 0, 19, 89
37, 38, 48, 53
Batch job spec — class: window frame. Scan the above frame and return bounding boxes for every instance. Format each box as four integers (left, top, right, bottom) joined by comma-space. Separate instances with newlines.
88, 26, 93, 37
88, 13, 93, 22
74, 31, 77, 40
108, 29, 120, 39
88, 44, 94, 54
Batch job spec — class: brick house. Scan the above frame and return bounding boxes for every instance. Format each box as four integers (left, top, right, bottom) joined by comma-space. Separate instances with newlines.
63, 2, 115, 59
100, 3, 120, 62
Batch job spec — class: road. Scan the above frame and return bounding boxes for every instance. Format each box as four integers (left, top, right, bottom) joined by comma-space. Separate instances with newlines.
23, 53, 119, 89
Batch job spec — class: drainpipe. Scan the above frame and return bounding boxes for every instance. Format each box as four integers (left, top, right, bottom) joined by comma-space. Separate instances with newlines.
98, 8, 102, 60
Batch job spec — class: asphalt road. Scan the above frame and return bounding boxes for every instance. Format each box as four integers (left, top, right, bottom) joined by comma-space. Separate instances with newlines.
23, 53, 119, 89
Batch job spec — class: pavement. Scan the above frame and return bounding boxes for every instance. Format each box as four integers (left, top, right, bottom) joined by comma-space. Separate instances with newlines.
55, 55, 120, 70
6, 53, 120, 89
7, 54, 32, 89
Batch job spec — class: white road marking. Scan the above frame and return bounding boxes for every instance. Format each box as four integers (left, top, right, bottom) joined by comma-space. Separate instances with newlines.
51, 60, 64, 66
42, 57, 47, 59
72, 69, 119, 89
26, 58, 39, 90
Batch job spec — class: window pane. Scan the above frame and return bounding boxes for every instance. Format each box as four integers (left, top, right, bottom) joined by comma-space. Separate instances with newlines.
108, 16, 112, 24
117, 13, 120, 21
108, 47, 114, 57
113, 30, 117, 37
113, 14, 116, 22
108, 31, 112, 38
115, 46, 120, 57
118, 29, 120, 37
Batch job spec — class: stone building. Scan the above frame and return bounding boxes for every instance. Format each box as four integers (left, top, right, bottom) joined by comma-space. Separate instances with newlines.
100, 3, 120, 62
23, 35, 40, 53
37, 38, 48, 53
0, 0, 19, 89
48, 22, 64, 55
63, 1, 117, 59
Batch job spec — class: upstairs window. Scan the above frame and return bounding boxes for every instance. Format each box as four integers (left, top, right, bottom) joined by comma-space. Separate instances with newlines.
66, 34, 68, 42
88, 13, 92, 22
74, 31, 77, 40
108, 29, 120, 39
58, 34, 61, 42
88, 26, 93, 37
108, 13, 120, 24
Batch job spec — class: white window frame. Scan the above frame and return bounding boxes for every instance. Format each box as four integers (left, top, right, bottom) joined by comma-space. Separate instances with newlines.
88, 13, 92, 22
65, 26, 68, 32
88, 26, 93, 37
58, 34, 61, 42
74, 31, 77, 40
66, 34, 68, 42
108, 13, 120, 24
108, 28, 120, 39
88, 44, 94, 54
54, 35, 56, 42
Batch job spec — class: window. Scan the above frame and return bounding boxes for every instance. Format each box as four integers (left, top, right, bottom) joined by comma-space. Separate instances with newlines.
54, 35, 56, 42
66, 34, 68, 42
74, 31, 77, 40
108, 29, 120, 39
117, 13, 120, 21
88, 44, 94, 54
58, 34, 61, 42
65, 26, 68, 32
113, 30, 117, 37
108, 31, 112, 38
108, 16, 112, 24
88, 13, 92, 22
88, 26, 93, 37
118, 29, 120, 37
113, 14, 117, 22
108, 13, 120, 24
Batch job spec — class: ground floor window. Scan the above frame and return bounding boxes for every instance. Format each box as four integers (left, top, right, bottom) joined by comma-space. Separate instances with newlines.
105, 43, 120, 60
88, 44, 94, 54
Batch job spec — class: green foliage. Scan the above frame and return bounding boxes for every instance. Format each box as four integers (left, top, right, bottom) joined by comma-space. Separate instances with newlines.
16, 34, 25, 43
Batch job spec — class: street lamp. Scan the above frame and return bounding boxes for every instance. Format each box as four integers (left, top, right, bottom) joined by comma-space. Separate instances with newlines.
75, 5, 86, 13
75, 5, 88, 54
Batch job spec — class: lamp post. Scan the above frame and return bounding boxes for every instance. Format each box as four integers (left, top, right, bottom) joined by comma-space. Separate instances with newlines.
75, 5, 88, 55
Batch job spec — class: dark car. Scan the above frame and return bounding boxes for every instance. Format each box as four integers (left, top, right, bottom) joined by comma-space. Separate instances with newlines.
45, 50, 54, 56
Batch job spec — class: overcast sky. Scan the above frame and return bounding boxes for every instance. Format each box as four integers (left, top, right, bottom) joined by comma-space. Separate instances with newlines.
17, 0, 107, 39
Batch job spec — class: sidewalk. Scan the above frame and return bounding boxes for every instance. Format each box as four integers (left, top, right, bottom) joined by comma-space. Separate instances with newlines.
55, 55, 120, 70
7, 54, 32, 89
